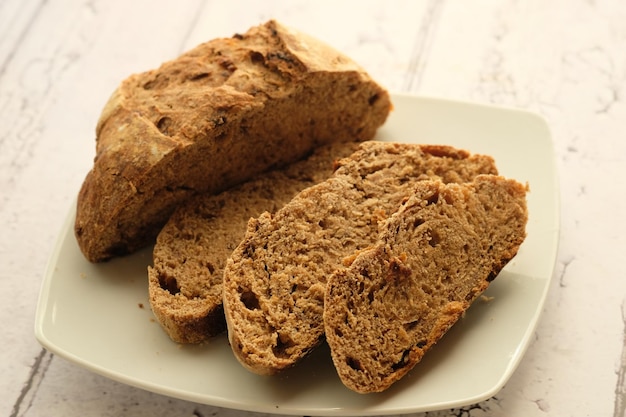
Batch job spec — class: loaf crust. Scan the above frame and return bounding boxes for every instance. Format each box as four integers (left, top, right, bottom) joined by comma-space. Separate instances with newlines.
74, 20, 391, 262
148, 142, 359, 344
324, 176, 528, 393
222, 141, 498, 375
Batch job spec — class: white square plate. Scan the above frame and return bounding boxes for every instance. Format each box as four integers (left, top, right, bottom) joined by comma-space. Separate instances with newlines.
35, 93, 559, 416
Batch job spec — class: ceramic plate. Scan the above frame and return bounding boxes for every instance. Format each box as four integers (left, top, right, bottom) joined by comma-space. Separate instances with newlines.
35, 93, 559, 416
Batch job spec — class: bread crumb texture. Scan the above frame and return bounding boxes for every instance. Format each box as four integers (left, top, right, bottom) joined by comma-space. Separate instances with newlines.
148, 142, 359, 344
222, 141, 500, 375
324, 175, 528, 393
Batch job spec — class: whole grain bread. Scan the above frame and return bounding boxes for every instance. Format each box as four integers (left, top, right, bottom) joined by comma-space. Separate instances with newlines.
74, 20, 391, 262
222, 141, 498, 375
148, 142, 359, 344
324, 175, 528, 393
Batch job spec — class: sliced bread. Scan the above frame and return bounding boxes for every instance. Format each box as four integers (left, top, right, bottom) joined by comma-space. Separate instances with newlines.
222, 141, 498, 375
324, 175, 528, 393
74, 19, 391, 262
148, 142, 360, 344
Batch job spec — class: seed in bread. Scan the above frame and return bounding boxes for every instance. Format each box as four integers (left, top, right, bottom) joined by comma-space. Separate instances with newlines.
324, 175, 528, 393
74, 20, 391, 262
222, 141, 498, 375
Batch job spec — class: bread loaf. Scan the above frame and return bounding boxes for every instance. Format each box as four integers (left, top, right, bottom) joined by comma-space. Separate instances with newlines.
324, 176, 528, 393
148, 142, 359, 344
222, 141, 498, 375
74, 20, 391, 262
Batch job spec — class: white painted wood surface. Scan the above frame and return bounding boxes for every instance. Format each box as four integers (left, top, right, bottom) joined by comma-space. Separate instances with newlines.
2, 1, 625, 415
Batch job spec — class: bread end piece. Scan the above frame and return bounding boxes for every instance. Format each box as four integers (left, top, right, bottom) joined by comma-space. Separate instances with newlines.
74, 19, 391, 262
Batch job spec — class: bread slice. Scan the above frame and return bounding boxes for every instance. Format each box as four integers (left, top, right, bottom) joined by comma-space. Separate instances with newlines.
74, 20, 391, 262
148, 142, 360, 344
324, 175, 528, 393
222, 141, 498, 375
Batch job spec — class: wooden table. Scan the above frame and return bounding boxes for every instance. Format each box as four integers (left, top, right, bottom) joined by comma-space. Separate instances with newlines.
2, 1, 625, 416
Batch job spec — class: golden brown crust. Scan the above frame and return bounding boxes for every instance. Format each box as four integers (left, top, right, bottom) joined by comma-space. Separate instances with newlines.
74, 20, 391, 262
